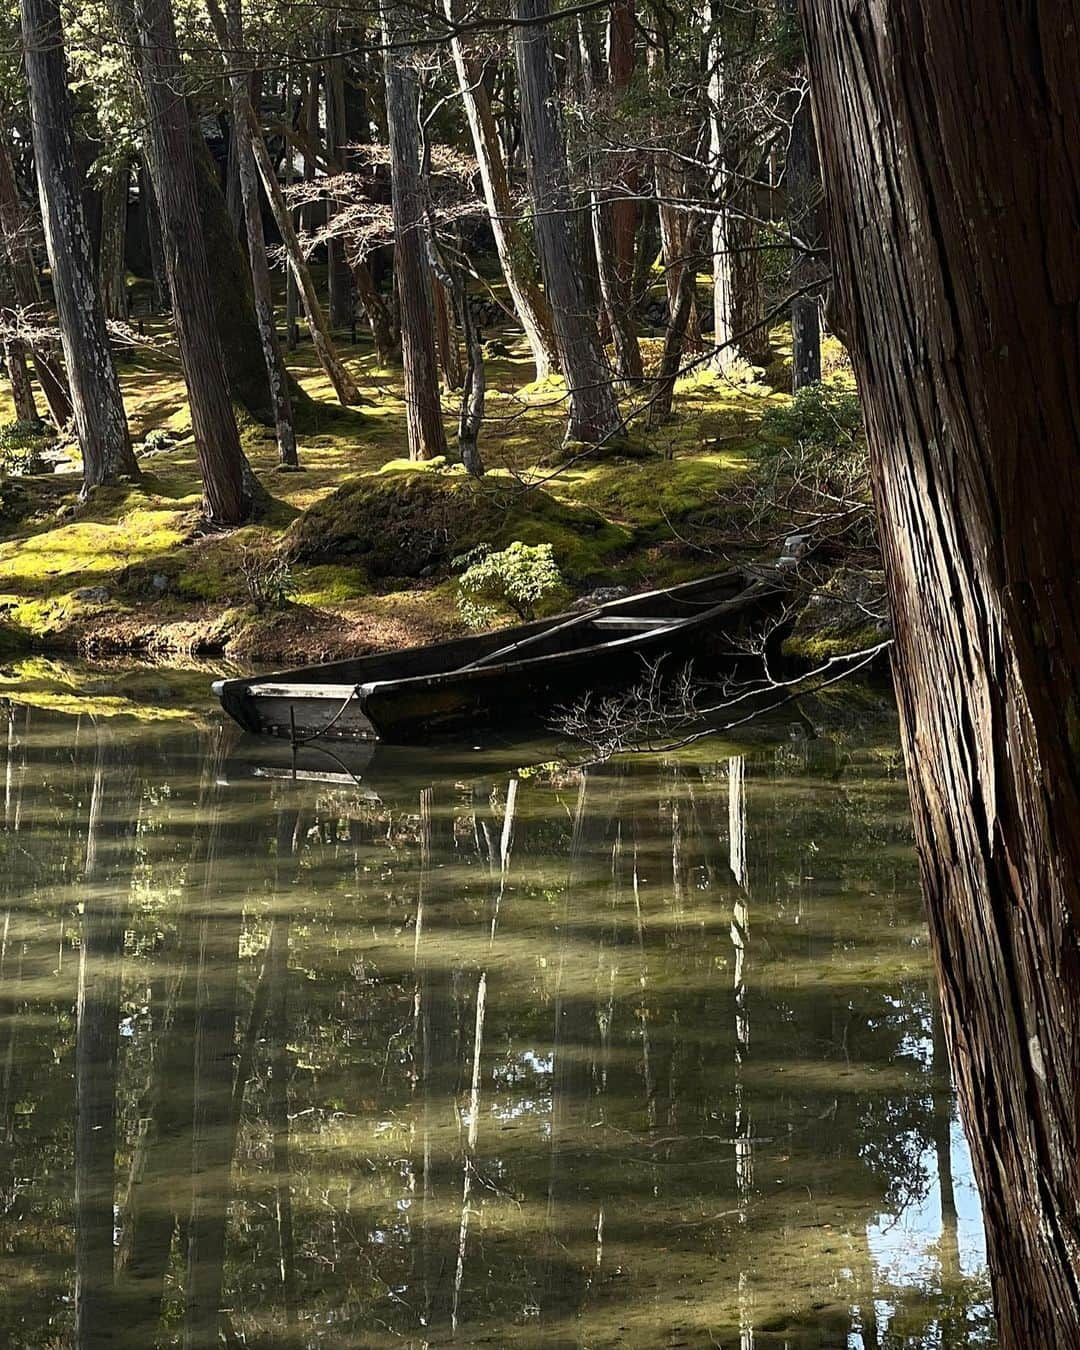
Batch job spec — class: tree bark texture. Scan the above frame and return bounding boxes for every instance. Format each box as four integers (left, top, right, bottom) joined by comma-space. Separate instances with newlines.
99, 166, 129, 320
445, 0, 558, 380
18, 0, 137, 485
513, 0, 622, 444
380, 0, 447, 460
209, 0, 298, 468
799, 2, 1080, 1344
138, 158, 170, 312
324, 53, 356, 330
786, 86, 824, 389
134, 0, 253, 523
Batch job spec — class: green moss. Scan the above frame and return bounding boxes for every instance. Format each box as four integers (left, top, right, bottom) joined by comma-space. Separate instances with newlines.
287, 465, 632, 586
293, 563, 370, 607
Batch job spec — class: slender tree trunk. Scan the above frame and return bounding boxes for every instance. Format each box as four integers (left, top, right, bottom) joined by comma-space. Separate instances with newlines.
380, 0, 447, 460
98, 168, 129, 320
17, 0, 137, 486
0, 296, 39, 423
648, 226, 698, 426
607, 0, 639, 300
135, 0, 254, 523
243, 105, 361, 406
444, 0, 558, 380
208, 0, 298, 468
352, 259, 398, 363
324, 53, 355, 330
513, 0, 622, 445
579, 16, 642, 384
786, 85, 824, 389
705, 2, 738, 375
283, 74, 300, 352
0, 122, 72, 426
432, 272, 463, 391
731, 212, 769, 364
138, 158, 169, 313
799, 2, 1080, 1343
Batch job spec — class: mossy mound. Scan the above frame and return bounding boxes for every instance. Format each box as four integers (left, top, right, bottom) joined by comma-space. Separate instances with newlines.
286, 464, 632, 584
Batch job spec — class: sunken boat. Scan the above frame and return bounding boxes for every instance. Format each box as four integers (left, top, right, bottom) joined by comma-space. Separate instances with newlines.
212, 568, 787, 744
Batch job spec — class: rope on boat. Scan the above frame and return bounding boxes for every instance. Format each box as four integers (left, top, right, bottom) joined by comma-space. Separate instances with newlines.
289, 684, 365, 747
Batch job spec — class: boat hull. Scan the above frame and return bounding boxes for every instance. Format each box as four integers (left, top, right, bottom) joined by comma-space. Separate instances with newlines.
213, 569, 786, 743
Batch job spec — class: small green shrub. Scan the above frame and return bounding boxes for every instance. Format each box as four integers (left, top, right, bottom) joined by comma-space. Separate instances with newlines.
455, 541, 563, 628
240, 547, 298, 611
0, 420, 50, 475
761, 381, 864, 454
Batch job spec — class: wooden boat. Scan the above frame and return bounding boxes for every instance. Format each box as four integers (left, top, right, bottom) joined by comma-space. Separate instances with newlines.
212, 568, 787, 744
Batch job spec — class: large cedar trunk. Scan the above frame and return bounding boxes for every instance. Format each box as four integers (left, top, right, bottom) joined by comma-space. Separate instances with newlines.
134, 0, 253, 523
17, 0, 137, 485
380, 0, 447, 461
798, 2, 1080, 1343
513, 0, 622, 445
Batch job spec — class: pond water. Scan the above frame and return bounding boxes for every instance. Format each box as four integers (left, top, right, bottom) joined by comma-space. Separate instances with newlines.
0, 672, 994, 1347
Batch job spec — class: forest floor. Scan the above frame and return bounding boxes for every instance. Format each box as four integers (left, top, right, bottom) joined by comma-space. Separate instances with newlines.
0, 314, 865, 668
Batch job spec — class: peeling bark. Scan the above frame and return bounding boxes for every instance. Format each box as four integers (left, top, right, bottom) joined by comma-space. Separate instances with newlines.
799, 2, 1080, 1343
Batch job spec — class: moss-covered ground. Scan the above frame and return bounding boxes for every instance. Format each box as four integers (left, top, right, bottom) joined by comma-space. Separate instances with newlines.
0, 316, 854, 663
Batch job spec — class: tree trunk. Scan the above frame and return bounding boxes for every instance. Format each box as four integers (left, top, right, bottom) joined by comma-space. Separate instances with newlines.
380, 0, 447, 460
134, 0, 253, 523
731, 214, 769, 364
579, 14, 642, 384
786, 84, 824, 389
17, 0, 137, 486
283, 77, 300, 352
705, 4, 739, 375
799, 2, 1080, 1344
99, 168, 129, 320
0, 120, 72, 427
243, 104, 361, 406
444, 0, 558, 381
324, 54, 355, 330
513, 0, 622, 445
352, 259, 398, 364
138, 158, 169, 312
648, 225, 698, 426
208, 0, 298, 468
607, 0, 639, 301
0, 284, 39, 423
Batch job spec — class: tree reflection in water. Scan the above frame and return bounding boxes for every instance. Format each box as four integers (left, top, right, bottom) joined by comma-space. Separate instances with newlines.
0, 699, 994, 1348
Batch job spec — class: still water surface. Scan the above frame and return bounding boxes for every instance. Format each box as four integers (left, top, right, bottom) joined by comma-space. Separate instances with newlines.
0, 673, 994, 1347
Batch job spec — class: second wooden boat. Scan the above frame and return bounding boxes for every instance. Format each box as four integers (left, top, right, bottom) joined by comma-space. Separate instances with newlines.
212, 568, 786, 744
